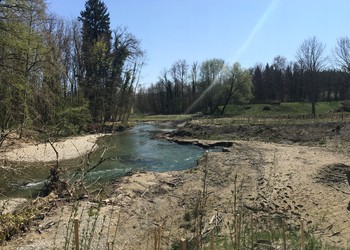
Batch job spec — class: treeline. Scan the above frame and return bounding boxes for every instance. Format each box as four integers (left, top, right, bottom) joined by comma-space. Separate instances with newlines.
252, 57, 349, 104
136, 59, 253, 115
2, 0, 350, 142
136, 37, 350, 115
0, 0, 144, 140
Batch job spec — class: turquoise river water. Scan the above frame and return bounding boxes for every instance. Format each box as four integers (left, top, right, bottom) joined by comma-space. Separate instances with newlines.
1, 124, 208, 198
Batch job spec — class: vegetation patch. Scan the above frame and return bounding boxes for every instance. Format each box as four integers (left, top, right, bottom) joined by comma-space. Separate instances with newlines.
0, 195, 56, 244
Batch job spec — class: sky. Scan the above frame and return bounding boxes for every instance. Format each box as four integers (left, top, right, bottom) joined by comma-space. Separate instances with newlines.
47, 0, 350, 86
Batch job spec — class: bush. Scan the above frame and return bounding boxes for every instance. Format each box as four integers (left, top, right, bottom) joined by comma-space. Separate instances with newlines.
57, 105, 92, 136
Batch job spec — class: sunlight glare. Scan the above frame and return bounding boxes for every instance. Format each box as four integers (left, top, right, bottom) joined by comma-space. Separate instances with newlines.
185, 0, 279, 114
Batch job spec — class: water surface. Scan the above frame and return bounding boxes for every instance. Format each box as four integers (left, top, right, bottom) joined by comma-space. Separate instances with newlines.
0, 124, 205, 198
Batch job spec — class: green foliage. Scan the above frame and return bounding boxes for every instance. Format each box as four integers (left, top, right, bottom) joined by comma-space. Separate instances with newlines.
79, 0, 111, 122
224, 62, 253, 104
0, 0, 144, 141
56, 105, 92, 136
0, 0, 49, 131
198, 58, 226, 114
0, 197, 55, 245
79, 0, 111, 44
0, 213, 31, 242
78, 1, 144, 122
0, 0, 92, 137
219, 62, 253, 115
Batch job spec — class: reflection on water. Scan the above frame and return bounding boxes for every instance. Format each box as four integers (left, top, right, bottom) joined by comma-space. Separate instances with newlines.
0, 124, 206, 198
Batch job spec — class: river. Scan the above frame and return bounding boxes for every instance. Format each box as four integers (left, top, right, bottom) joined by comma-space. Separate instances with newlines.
0, 124, 207, 198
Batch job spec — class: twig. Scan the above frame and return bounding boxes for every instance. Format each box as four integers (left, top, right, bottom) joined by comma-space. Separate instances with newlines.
326, 184, 350, 195
82, 148, 110, 178
86, 177, 101, 189
47, 139, 59, 167
141, 188, 149, 197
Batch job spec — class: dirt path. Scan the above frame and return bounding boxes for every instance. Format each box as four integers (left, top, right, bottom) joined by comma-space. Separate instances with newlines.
2, 139, 350, 249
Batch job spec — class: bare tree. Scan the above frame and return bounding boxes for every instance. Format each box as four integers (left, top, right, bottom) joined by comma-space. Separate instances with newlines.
296, 36, 327, 115
334, 37, 350, 73
170, 59, 189, 113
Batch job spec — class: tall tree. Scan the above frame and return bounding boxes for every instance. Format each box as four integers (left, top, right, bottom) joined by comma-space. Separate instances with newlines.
284, 64, 294, 101
252, 64, 264, 102
170, 59, 189, 113
334, 37, 350, 73
333, 37, 350, 99
296, 36, 327, 115
262, 64, 275, 101
79, 0, 111, 121
272, 55, 287, 102
0, 0, 51, 136
111, 28, 145, 122
190, 61, 199, 97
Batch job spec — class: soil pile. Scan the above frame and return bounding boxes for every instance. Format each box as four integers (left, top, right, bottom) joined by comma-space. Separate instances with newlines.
171, 121, 350, 145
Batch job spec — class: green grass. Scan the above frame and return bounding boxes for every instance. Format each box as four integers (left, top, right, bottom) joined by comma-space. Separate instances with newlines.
132, 102, 343, 122
130, 102, 347, 126
223, 101, 342, 116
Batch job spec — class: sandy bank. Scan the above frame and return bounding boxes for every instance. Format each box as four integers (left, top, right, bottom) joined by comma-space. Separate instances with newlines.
3, 140, 350, 249
0, 134, 105, 162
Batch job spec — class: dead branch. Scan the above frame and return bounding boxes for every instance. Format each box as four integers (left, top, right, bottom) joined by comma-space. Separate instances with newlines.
47, 139, 59, 168
80, 147, 110, 179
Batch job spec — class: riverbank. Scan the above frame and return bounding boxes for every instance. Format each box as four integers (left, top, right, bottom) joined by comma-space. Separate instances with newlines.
0, 133, 105, 162
2, 139, 350, 249
2, 121, 350, 249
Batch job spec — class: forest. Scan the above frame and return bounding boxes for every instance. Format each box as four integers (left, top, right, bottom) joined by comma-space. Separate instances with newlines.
2, 1, 350, 248
1, 0, 350, 141
0, 0, 144, 143
136, 40, 350, 116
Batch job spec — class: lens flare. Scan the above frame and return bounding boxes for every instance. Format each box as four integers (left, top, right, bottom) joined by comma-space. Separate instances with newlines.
185, 0, 279, 114
233, 0, 279, 63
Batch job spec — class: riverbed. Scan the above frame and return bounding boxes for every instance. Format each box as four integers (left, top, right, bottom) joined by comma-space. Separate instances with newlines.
0, 124, 206, 198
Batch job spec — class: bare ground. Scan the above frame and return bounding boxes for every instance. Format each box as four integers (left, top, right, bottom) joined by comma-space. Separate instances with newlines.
0, 133, 103, 163
1, 122, 350, 249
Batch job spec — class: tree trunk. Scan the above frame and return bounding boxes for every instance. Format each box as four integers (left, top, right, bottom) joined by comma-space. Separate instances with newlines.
311, 101, 316, 117
221, 77, 237, 115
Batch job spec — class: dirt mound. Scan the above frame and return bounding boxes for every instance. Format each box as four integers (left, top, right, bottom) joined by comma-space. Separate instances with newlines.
316, 163, 350, 188
171, 121, 350, 144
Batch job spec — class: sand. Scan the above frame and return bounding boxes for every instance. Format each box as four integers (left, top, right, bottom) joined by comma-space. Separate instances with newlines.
0, 134, 104, 162
2, 139, 350, 249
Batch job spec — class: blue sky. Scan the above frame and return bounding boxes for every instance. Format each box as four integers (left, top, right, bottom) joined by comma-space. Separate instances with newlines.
47, 0, 350, 86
